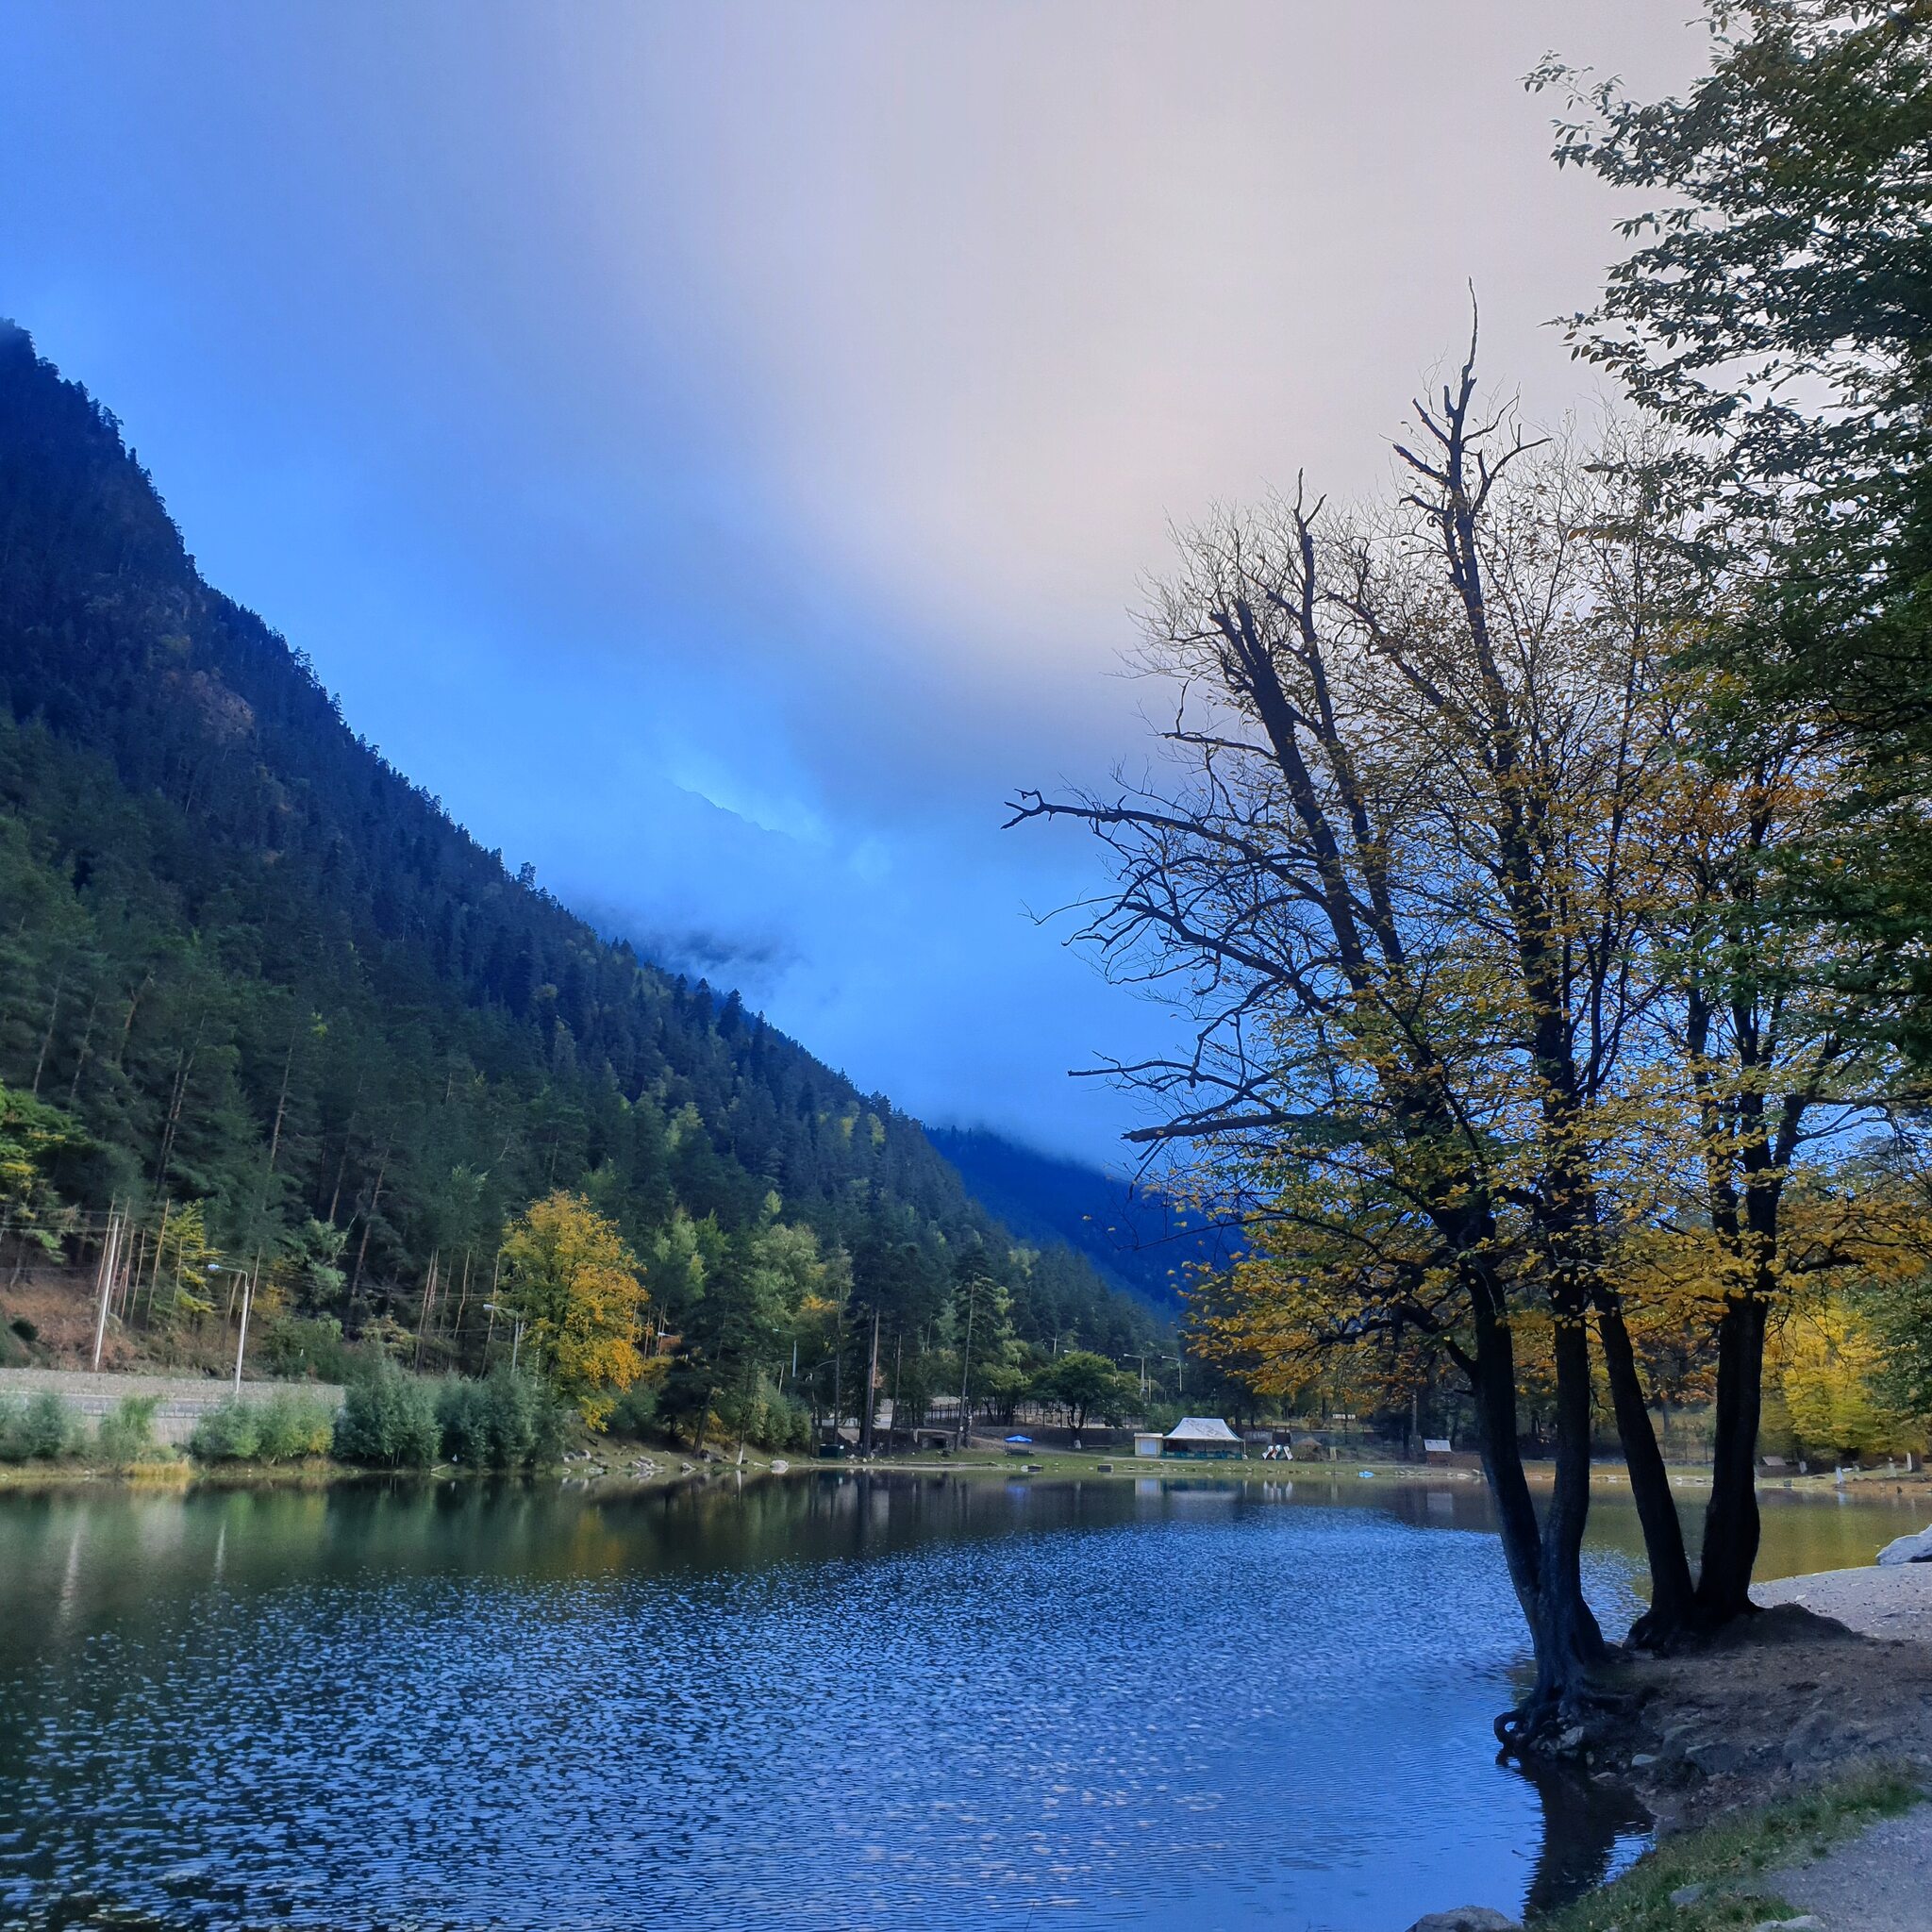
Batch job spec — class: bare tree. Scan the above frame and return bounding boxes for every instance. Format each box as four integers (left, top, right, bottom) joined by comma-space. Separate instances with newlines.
1013, 341, 1713, 1739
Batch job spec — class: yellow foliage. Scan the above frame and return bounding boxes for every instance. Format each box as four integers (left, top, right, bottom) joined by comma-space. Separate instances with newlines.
1770, 1293, 1914, 1460
501, 1191, 649, 1428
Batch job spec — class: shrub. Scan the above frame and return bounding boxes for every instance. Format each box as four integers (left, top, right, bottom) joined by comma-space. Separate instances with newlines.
332, 1358, 440, 1468
191, 1391, 335, 1464
435, 1367, 568, 1469
97, 1394, 161, 1465
255, 1391, 334, 1462
436, 1376, 491, 1468
190, 1397, 261, 1462
9, 1317, 37, 1342
258, 1314, 353, 1384
606, 1379, 661, 1441
0, 1390, 79, 1461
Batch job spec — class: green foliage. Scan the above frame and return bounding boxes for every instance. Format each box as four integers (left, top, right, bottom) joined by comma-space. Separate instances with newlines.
603, 1379, 662, 1441
189, 1396, 260, 1462
0, 1080, 92, 1256
434, 1366, 562, 1469
1030, 1350, 1134, 1431
1867, 1272, 1932, 1425
1540, 4, 1932, 1063
258, 1314, 351, 1383
331, 1359, 440, 1469
96, 1393, 160, 1465
0, 1389, 79, 1460
255, 1391, 335, 1462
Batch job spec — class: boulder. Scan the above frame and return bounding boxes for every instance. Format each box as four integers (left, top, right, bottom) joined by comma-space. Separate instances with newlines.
1403, 1911, 1521, 1932
1875, 1524, 1932, 1566
1685, 1736, 1746, 1776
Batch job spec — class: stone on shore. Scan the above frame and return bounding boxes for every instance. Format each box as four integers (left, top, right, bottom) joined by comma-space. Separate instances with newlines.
1403, 1910, 1521, 1932
1876, 1524, 1932, 1567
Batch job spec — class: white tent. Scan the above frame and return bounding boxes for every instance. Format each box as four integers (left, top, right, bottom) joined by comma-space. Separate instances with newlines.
1160, 1416, 1242, 1457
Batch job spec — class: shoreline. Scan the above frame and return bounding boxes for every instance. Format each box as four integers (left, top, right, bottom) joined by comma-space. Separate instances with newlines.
1519, 1557, 1932, 1932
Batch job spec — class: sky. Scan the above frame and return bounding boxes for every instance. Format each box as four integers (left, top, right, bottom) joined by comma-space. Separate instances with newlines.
1, 0, 1707, 1163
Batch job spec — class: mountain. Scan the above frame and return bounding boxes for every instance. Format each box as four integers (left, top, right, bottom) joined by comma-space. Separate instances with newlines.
0, 319, 1163, 1391
926, 1125, 1241, 1315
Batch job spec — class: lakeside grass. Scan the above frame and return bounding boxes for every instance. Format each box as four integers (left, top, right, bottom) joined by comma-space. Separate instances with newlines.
1532, 1769, 1925, 1932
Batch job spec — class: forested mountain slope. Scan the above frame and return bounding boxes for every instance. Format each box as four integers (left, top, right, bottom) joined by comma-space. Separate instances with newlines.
0, 320, 1160, 1398
927, 1126, 1241, 1315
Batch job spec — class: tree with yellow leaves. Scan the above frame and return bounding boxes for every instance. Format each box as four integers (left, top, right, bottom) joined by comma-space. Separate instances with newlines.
499, 1191, 649, 1428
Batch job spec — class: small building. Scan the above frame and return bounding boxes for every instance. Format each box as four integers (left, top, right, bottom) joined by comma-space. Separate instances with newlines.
1133, 1432, 1165, 1458
1161, 1416, 1243, 1460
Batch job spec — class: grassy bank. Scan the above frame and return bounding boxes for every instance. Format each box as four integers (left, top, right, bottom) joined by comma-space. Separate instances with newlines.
1535, 1769, 1924, 1931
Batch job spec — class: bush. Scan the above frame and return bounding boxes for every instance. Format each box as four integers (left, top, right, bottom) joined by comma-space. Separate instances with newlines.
258, 1314, 353, 1384
97, 1394, 161, 1465
332, 1358, 440, 1468
192, 1393, 333, 1464
255, 1391, 333, 1462
190, 1396, 261, 1461
0, 1389, 79, 1461
606, 1379, 661, 1441
436, 1367, 569, 1470
436, 1376, 491, 1467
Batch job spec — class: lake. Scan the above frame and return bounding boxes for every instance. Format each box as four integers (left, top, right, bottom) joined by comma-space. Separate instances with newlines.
0, 1473, 1924, 1932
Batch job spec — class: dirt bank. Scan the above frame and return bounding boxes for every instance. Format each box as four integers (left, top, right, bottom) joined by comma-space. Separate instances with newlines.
1578, 1563, 1932, 1840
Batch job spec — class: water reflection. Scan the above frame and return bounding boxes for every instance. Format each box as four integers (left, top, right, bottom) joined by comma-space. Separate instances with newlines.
0, 1473, 1920, 1932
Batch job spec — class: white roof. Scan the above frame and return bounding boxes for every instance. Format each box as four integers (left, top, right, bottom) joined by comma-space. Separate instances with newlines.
1163, 1416, 1241, 1443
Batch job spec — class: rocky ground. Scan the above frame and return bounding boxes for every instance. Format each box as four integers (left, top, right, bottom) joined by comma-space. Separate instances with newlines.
1596, 1566, 1932, 1839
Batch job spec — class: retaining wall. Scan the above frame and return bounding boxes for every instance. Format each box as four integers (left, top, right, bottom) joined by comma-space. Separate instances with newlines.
0, 1367, 345, 1445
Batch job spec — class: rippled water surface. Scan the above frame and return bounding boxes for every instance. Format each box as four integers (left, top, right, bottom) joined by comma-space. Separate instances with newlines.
0, 1473, 1921, 1931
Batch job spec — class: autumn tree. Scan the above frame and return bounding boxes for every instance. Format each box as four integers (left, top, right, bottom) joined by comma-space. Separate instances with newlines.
499, 1191, 649, 1427
1015, 351, 1730, 1737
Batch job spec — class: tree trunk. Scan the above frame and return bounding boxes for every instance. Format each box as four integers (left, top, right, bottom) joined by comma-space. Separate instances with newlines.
1695, 1292, 1769, 1624
1503, 1310, 1607, 1749
1478, 1298, 1610, 1753
1469, 1291, 1543, 1641
1595, 1301, 1694, 1643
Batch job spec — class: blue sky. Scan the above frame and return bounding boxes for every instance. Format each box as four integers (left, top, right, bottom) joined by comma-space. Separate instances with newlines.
2, 0, 1702, 1161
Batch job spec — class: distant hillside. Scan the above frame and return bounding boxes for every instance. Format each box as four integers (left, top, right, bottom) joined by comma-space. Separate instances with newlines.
927, 1125, 1238, 1315
0, 319, 1159, 1388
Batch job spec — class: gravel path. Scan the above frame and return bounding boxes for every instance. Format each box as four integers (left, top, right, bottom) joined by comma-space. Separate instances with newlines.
1742, 1558, 1932, 1930
1755, 1559, 1932, 1642
1767, 1805, 1932, 1931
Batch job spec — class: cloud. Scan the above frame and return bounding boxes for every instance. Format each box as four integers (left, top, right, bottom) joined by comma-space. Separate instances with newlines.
0, 0, 1711, 1159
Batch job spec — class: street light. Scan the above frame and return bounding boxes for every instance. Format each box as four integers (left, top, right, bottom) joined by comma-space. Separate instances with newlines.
208, 1260, 257, 1391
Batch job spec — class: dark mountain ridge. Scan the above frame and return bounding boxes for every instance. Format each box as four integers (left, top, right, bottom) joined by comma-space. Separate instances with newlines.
927, 1124, 1241, 1314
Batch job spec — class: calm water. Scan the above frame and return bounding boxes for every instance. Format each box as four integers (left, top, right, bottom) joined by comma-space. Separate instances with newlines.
0, 1473, 1923, 1932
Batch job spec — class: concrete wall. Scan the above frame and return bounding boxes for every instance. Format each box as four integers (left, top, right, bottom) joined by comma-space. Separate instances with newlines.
0, 1367, 344, 1445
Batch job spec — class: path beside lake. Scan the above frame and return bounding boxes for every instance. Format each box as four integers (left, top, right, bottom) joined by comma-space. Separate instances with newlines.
1755, 1558, 1932, 1641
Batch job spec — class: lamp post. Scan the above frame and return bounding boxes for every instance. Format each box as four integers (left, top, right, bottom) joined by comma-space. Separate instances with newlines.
208, 1259, 258, 1391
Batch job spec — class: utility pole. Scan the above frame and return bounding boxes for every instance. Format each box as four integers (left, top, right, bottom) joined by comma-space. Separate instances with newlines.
955, 1276, 978, 1450
233, 1254, 260, 1391
859, 1304, 881, 1456
91, 1203, 122, 1370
